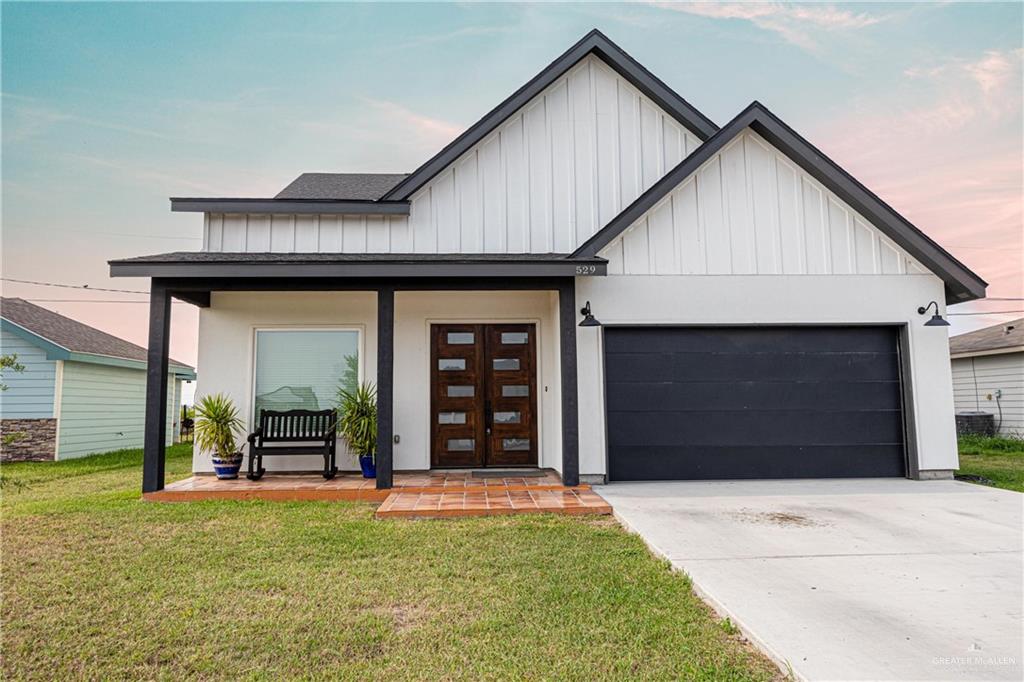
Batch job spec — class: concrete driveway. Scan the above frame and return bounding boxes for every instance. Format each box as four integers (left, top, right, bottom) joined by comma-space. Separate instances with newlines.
596, 479, 1022, 681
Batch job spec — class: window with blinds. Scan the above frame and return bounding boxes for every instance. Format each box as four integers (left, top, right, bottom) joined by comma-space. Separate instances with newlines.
253, 329, 360, 420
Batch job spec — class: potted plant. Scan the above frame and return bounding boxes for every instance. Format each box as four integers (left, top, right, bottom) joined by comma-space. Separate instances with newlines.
337, 381, 377, 478
194, 393, 245, 480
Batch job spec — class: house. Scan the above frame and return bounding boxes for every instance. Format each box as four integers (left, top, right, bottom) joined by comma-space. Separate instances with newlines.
950, 318, 1023, 436
0, 298, 195, 461
109, 30, 986, 493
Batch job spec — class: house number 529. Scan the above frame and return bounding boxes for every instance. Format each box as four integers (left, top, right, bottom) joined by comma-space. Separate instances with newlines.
575, 265, 597, 275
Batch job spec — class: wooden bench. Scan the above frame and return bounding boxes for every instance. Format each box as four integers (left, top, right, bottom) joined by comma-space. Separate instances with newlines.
246, 409, 338, 480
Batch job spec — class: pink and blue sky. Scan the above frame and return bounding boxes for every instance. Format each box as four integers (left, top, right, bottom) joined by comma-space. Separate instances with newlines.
3, 2, 1022, 371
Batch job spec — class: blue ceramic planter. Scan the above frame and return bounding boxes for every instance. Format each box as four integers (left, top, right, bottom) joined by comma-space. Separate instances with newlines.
212, 453, 244, 480
359, 455, 376, 479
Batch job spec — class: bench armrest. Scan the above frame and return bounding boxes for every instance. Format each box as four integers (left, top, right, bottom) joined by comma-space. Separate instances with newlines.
247, 427, 262, 447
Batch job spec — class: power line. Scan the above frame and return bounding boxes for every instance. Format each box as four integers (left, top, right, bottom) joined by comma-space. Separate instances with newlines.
1, 277, 148, 294
21, 298, 188, 304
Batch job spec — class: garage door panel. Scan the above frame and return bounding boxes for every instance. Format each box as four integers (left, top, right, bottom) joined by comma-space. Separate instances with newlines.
604, 326, 897, 354
606, 410, 904, 447
604, 326, 906, 480
605, 380, 903, 412
605, 351, 899, 383
607, 445, 907, 480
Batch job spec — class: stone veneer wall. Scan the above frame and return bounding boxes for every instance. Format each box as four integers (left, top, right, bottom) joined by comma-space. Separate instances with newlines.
1, 418, 57, 461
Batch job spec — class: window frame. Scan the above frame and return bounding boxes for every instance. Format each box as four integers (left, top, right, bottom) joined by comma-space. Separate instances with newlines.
249, 325, 364, 428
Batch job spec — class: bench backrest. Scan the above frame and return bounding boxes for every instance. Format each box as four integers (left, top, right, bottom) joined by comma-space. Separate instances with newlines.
258, 409, 337, 443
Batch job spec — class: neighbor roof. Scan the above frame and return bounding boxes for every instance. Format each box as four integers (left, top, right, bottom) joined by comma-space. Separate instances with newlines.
275, 173, 409, 201
950, 317, 1024, 358
1, 298, 194, 376
572, 101, 987, 304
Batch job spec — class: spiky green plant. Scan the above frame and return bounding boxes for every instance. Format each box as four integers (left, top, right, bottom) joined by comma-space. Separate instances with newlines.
193, 393, 245, 459
336, 381, 377, 458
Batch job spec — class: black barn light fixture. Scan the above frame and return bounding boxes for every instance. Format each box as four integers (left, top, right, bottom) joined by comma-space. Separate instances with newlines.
917, 301, 950, 327
579, 301, 601, 327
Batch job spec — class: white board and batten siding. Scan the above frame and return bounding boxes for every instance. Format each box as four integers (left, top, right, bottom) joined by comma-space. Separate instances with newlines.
600, 129, 931, 277
951, 353, 1024, 436
202, 55, 702, 255
204, 214, 411, 254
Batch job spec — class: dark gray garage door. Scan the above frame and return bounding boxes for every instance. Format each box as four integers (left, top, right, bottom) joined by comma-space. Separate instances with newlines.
604, 327, 907, 481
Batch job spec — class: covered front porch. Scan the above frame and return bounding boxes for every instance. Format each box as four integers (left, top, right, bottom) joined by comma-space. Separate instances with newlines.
110, 252, 607, 498
144, 470, 612, 518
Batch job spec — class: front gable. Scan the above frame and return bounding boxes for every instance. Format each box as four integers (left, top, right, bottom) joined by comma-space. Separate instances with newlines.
578, 102, 985, 302
405, 55, 704, 254
600, 128, 929, 277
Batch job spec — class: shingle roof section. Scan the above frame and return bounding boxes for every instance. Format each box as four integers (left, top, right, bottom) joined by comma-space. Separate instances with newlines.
1, 297, 193, 369
950, 317, 1024, 356
275, 173, 409, 201
112, 251, 582, 263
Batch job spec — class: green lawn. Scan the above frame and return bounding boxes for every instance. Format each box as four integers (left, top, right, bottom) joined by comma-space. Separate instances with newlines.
957, 435, 1024, 492
2, 446, 779, 681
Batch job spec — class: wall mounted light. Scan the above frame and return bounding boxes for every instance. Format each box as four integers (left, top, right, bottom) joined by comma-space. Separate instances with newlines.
917, 301, 950, 327
579, 301, 601, 327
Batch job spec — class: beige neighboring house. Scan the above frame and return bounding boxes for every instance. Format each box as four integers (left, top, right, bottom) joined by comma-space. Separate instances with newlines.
950, 318, 1023, 436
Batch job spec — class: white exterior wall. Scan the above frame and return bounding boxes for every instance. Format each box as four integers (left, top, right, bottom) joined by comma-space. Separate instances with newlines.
192, 290, 561, 474
601, 129, 929, 277
202, 55, 701, 256
951, 353, 1024, 436
193, 292, 377, 473
576, 274, 960, 477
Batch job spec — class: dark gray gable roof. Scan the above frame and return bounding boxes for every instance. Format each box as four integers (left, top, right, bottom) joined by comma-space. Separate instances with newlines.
275, 173, 409, 200
573, 101, 988, 304
950, 317, 1024, 355
1, 297, 193, 369
382, 29, 718, 201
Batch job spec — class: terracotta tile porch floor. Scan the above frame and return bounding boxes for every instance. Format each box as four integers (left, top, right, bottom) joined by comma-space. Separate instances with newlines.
144, 471, 612, 519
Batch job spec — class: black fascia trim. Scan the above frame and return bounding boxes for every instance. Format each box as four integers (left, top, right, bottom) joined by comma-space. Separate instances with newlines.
170, 198, 411, 215
575, 101, 987, 304
381, 29, 717, 201
110, 259, 608, 279
159, 276, 579, 299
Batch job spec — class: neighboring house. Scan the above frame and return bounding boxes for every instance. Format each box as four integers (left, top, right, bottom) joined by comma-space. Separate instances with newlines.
0, 298, 195, 461
109, 30, 986, 493
950, 318, 1023, 436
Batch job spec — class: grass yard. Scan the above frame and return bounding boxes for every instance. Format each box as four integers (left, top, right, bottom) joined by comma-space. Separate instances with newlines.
957, 434, 1024, 492
1, 445, 780, 681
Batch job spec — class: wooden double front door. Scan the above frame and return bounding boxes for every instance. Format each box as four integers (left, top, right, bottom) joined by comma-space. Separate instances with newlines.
430, 323, 538, 468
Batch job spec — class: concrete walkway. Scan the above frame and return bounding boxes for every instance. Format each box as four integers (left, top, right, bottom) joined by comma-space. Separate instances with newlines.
596, 479, 1023, 681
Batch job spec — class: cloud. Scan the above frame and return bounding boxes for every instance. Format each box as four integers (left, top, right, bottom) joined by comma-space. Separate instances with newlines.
359, 97, 463, 144
648, 2, 885, 50
386, 25, 514, 51
905, 48, 1023, 116
1, 92, 175, 143
810, 47, 1023, 308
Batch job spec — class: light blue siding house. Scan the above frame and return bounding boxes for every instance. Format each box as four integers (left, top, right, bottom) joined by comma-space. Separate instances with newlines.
0, 298, 195, 461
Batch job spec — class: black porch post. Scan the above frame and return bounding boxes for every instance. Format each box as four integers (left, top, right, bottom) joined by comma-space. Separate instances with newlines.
143, 279, 172, 493
558, 280, 580, 487
375, 286, 395, 489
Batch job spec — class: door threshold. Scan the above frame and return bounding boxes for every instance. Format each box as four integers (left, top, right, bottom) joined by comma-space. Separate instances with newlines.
470, 469, 547, 478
